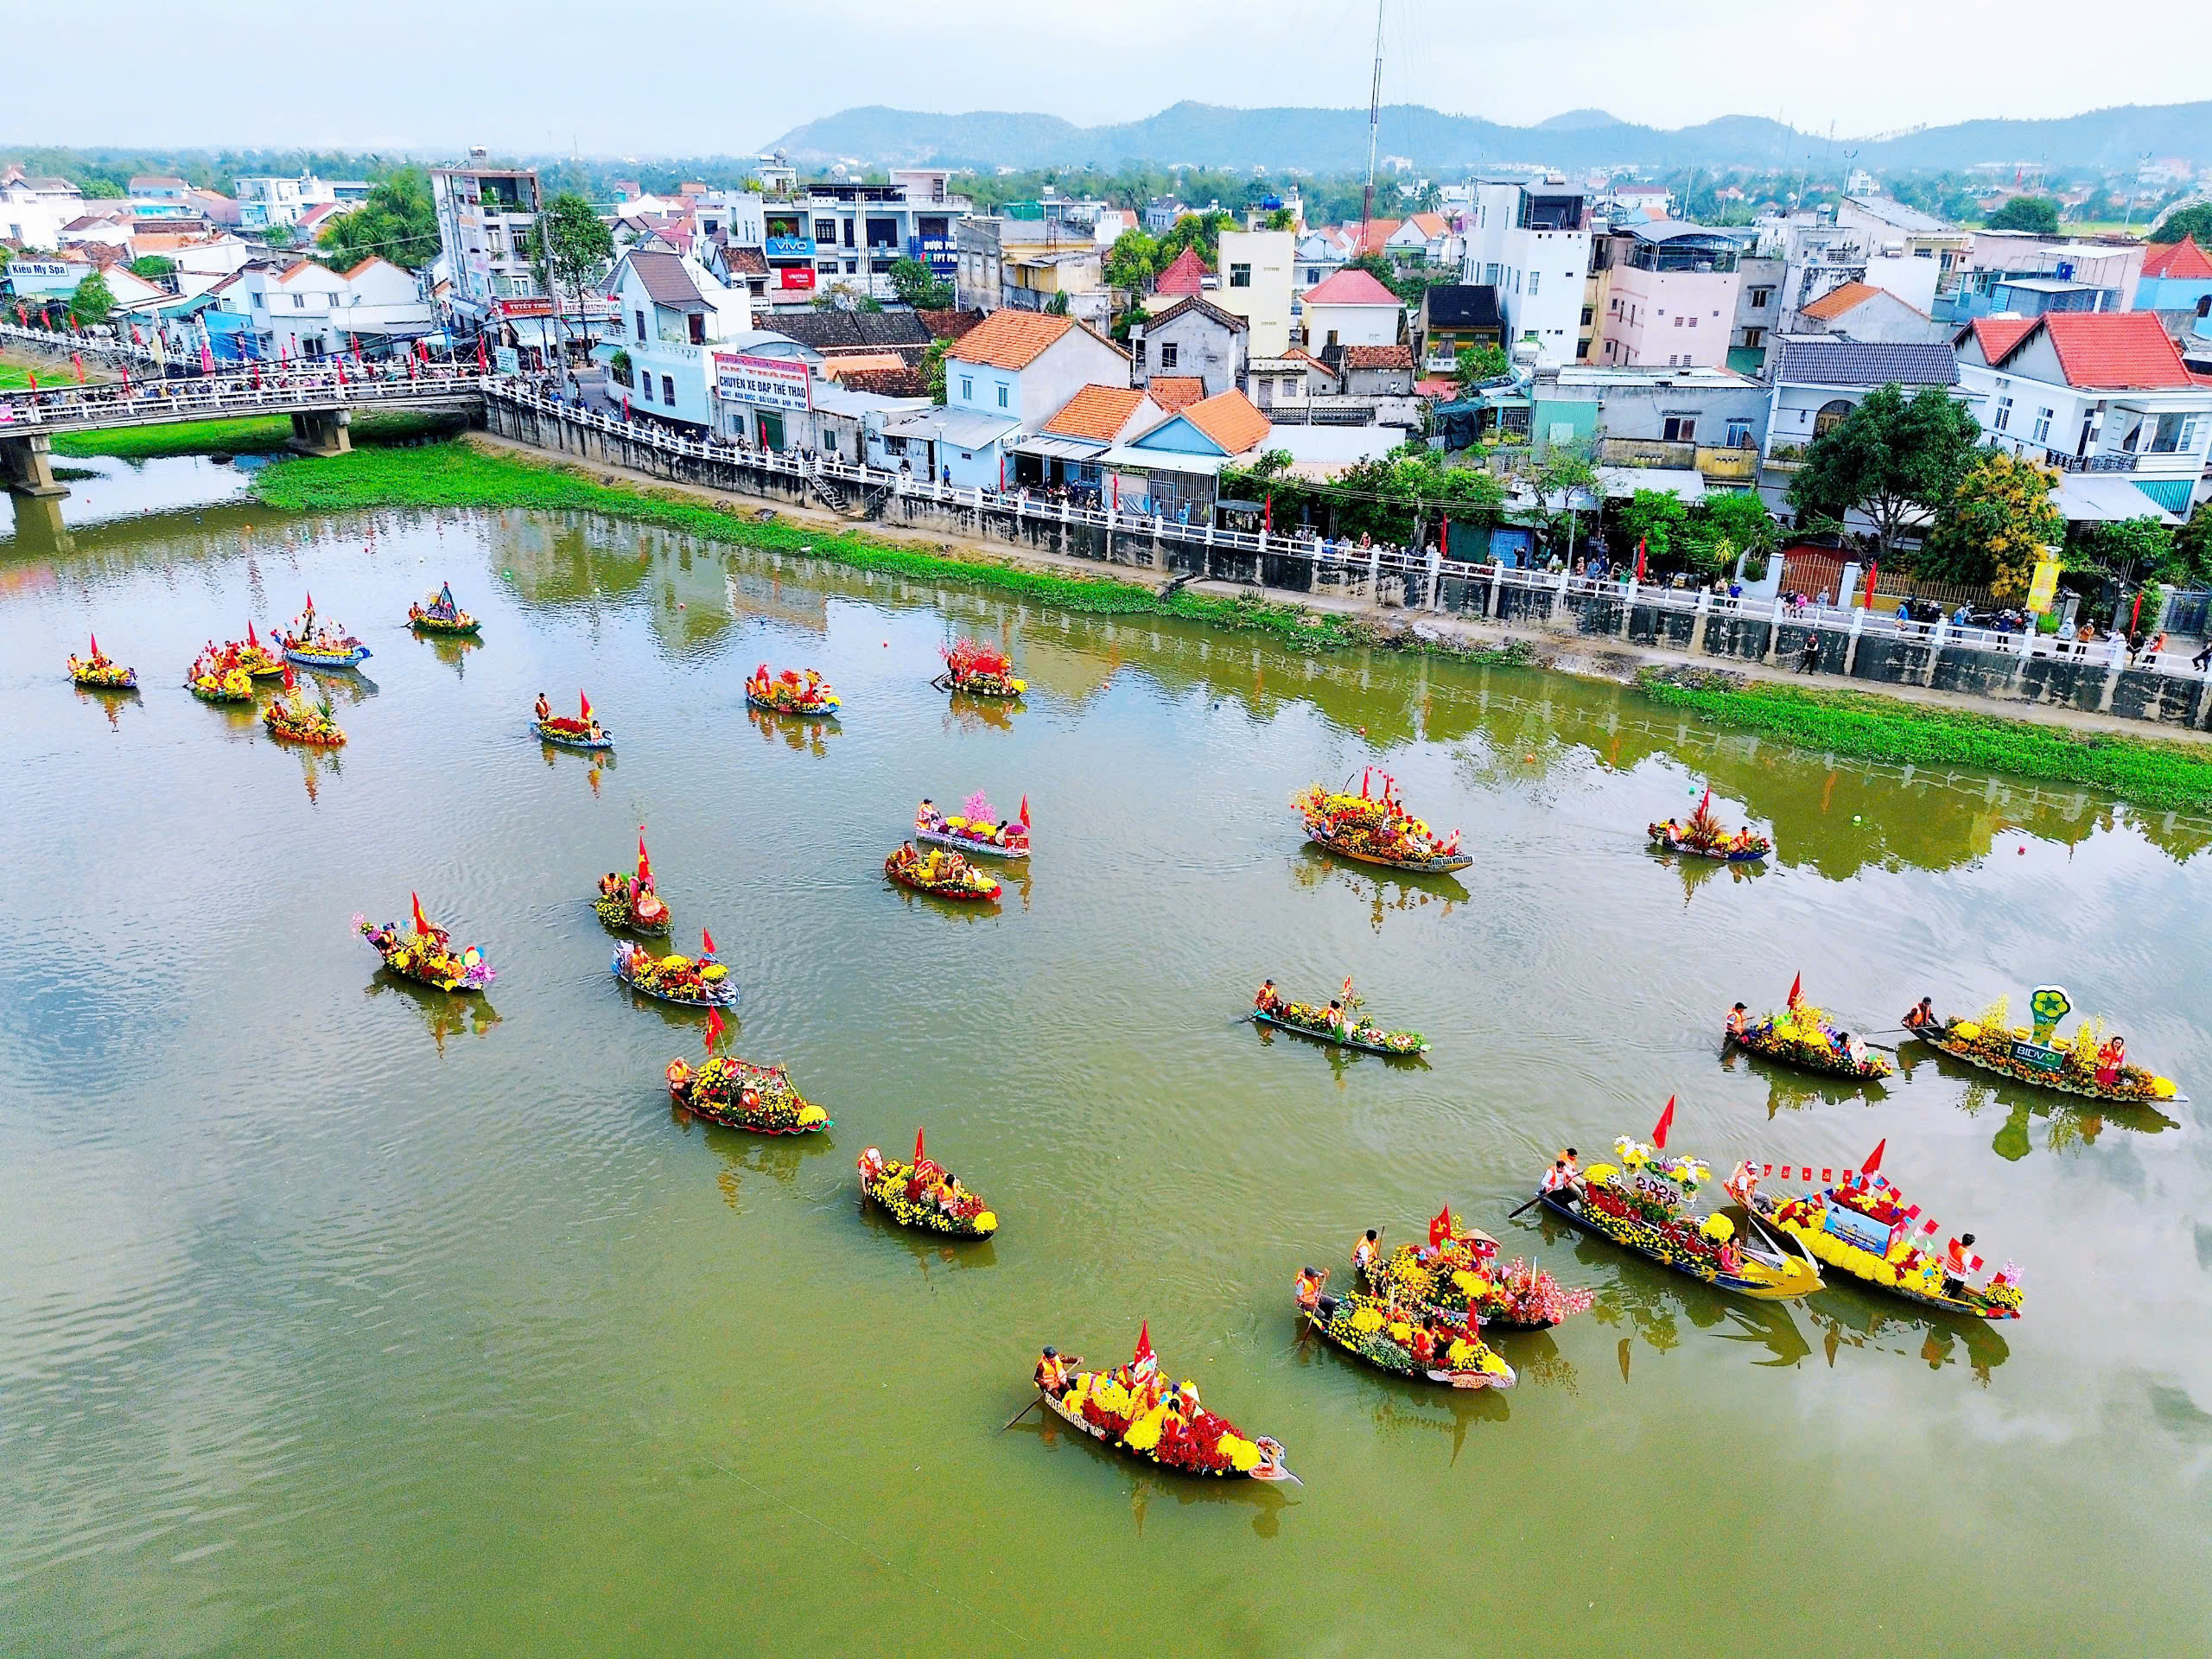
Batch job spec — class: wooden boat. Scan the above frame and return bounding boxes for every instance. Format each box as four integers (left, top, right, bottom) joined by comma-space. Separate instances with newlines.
67, 638, 136, 689
1650, 830, 1767, 862
537, 717, 613, 751
884, 848, 1001, 900
613, 943, 735, 1007
666, 1056, 830, 1134
263, 699, 347, 747
284, 639, 372, 669
355, 912, 493, 993
233, 641, 286, 678
1912, 1011, 2185, 1106
1035, 1333, 1296, 1484
858, 1139, 997, 1237
187, 668, 256, 703
1360, 1231, 1593, 1332
1537, 1142, 1820, 1301
916, 794, 1030, 861
745, 665, 839, 716
1726, 995, 1891, 1080
1253, 1003, 1427, 1056
1294, 775, 1470, 874
409, 588, 480, 635
1309, 835, 1473, 874
1649, 791, 1769, 861
918, 825, 1028, 860
1299, 1292, 1515, 1389
594, 880, 670, 936
936, 639, 1026, 698
1751, 1180, 2023, 1320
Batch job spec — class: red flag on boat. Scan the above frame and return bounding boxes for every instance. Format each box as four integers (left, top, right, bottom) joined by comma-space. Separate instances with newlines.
1019, 795, 1030, 829
704, 1007, 724, 1054
1134, 1321, 1154, 1369
702, 927, 716, 957
247, 620, 259, 647
282, 664, 296, 691
1361, 767, 1371, 799
1786, 973, 1802, 1009
579, 691, 593, 721
1652, 1095, 1676, 1150
305, 593, 315, 613
89, 632, 100, 658
1861, 1138, 1885, 1175
636, 828, 652, 885
1429, 1205, 1452, 1249
1694, 785, 1712, 821
410, 892, 430, 936
913, 1126, 926, 1166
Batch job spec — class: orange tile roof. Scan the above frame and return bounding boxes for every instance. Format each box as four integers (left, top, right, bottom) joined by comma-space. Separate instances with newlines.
1043, 384, 1150, 441
820, 353, 909, 378
1341, 344, 1413, 370
1404, 212, 1447, 238
2143, 234, 2212, 281
949, 308, 1077, 370
2038, 311, 2196, 389
1967, 317, 2037, 363
1801, 280, 1881, 321
1146, 375, 1205, 410
1154, 246, 1210, 296
1350, 219, 1402, 257
1178, 389, 1271, 456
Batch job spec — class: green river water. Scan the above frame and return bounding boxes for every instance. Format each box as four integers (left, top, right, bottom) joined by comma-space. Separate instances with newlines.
3, 459, 2209, 1655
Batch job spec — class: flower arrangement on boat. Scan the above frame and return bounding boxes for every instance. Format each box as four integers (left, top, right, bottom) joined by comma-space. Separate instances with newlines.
1362, 1210, 1592, 1329
613, 931, 735, 1007
594, 829, 671, 933
1303, 1287, 1515, 1387
407, 582, 479, 634
1919, 988, 2183, 1103
939, 639, 1025, 697
745, 663, 839, 714
884, 842, 1001, 900
187, 662, 257, 702
536, 690, 611, 748
355, 896, 494, 992
857, 1130, 997, 1237
1294, 771, 1466, 870
666, 1039, 830, 1135
263, 669, 347, 747
280, 594, 371, 666
67, 634, 136, 689
188, 631, 279, 696
916, 791, 1031, 858
1253, 976, 1427, 1053
1045, 1324, 1291, 1480
1728, 976, 1891, 1078
1751, 1147, 2023, 1319
1649, 787, 1769, 861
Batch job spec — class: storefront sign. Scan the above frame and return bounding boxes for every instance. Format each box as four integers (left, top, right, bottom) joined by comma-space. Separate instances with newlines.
494, 346, 521, 376
775, 266, 816, 292
497, 296, 556, 318
907, 235, 957, 275
2008, 1040, 2065, 1073
2026, 554, 2062, 614
764, 234, 816, 259
714, 352, 811, 412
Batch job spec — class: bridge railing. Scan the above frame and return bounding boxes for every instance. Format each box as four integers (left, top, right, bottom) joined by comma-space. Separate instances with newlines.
0, 361, 489, 432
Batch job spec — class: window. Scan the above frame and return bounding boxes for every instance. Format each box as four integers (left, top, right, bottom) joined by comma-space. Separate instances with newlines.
1742, 327, 1764, 349
2149, 412, 2200, 454
1688, 315, 1697, 327
636, 309, 646, 343
1529, 270, 1541, 296
1229, 263, 1251, 288
996, 383, 1008, 409
2030, 406, 2053, 445
1725, 417, 1752, 448
688, 313, 705, 345
1609, 296, 1618, 314
814, 219, 836, 244
639, 374, 652, 403
960, 375, 973, 401
1815, 398, 1853, 436
1484, 263, 1500, 286
293, 293, 306, 308
1993, 394, 2012, 432
1662, 416, 1697, 442
1673, 315, 1684, 327
1748, 287, 1772, 308
1580, 306, 1594, 326
662, 374, 675, 404
1159, 341, 1179, 370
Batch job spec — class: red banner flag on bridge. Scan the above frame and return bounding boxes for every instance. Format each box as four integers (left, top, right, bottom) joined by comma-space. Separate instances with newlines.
1262, 494, 1271, 533
476, 338, 488, 372
1652, 1095, 1676, 1150
24, 371, 35, 392
1635, 537, 1647, 582
1863, 561, 1879, 609
200, 342, 214, 376
72, 352, 86, 385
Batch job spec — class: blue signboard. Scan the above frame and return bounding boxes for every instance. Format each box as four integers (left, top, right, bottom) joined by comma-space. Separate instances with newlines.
764, 234, 816, 259
906, 234, 957, 276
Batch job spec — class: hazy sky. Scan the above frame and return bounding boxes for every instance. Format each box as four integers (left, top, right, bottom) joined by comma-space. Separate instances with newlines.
11, 0, 2210, 156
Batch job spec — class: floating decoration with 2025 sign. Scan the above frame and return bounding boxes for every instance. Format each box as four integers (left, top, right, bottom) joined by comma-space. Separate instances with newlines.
1913, 985, 2184, 1105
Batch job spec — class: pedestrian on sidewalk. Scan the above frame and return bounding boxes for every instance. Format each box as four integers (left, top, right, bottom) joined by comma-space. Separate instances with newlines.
1797, 632, 1821, 675
2193, 639, 2212, 672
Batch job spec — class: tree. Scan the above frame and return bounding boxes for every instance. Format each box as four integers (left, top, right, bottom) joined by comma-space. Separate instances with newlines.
1530, 440, 1599, 558
1265, 207, 1297, 232
316, 165, 440, 270
1156, 209, 1233, 270
2151, 201, 2212, 244
2172, 501, 2212, 588
1453, 342, 1509, 387
1618, 489, 1689, 566
2068, 516, 2177, 586
1919, 450, 2063, 599
1682, 489, 1780, 579
80, 178, 125, 200
1103, 227, 1160, 294
1985, 196, 2061, 235
129, 255, 176, 279
526, 190, 616, 355
921, 337, 951, 404
1787, 383, 1984, 557
887, 256, 951, 310
68, 271, 114, 327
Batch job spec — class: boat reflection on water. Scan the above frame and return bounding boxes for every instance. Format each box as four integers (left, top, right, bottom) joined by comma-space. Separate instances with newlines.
365, 971, 501, 1055
412, 627, 481, 678
1014, 1413, 1299, 1538
73, 682, 142, 729
853, 1192, 999, 1275
1288, 848, 1465, 933
944, 690, 1018, 733
285, 741, 342, 804
1924, 1066, 2181, 1160
1804, 1294, 2013, 1386
1537, 1212, 1813, 1373
1248, 1016, 1432, 1074
305, 666, 377, 708
745, 702, 836, 756
1651, 844, 1769, 906
696, 1110, 835, 1214
1719, 1045, 1889, 1116
539, 737, 614, 798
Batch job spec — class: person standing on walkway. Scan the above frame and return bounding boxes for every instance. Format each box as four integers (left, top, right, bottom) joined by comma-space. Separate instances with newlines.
1797, 632, 1821, 674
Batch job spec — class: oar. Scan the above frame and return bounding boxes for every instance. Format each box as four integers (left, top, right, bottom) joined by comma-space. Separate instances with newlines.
1001, 1393, 1044, 1433
1507, 1192, 1554, 1219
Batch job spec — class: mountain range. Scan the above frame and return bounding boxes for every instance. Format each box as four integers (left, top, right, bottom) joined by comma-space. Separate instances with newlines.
766, 99, 2212, 175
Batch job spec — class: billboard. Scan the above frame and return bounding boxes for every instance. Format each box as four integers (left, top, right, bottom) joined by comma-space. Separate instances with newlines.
907, 235, 957, 276
715, 352, 811, 412
776, 266, 817, 292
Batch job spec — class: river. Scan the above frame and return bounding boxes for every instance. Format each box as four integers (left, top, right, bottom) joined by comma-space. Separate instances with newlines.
4, 460, 2209, 1655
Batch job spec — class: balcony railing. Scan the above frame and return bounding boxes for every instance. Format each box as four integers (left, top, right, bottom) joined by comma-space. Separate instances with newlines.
1599, 435, 1695, 468
1694, 444, 1760, 480
2037, 446, 2138, 474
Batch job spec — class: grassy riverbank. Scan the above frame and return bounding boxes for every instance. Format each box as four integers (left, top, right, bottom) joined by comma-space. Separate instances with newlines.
1637, 669, 2212, 813
55, 410, 461, 462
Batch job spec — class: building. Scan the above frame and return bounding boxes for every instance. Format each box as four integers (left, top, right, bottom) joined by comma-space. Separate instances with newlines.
1835, 196, 1968, 279
2134, 237, 2212, 339
1151, 246, 1210, 302
1, 167, 83, 250
1762, 337, 1962, 469
126, 176, 194, 218
1726, 256, 1783, 372
1518, 364, 1769, 494
1336, 345, 1414, 397
1009, 384, 1168, 492
1948, 235, 2145, 321
1135, 296, 1248, 398
1243, 350, 1329, 416
210, 257, 431, 360
893, 308, 1129, 487
234, 173, 372, 232
770, 177, 965, 305
1460, 177, 1591, 363
1790, 281, 1945, 345
430, 165, 543, 337
1953, 311, 2212, 516
1212, 230, 1294, 355
1596, 221, 1745, 368
1299, 268, 1402, 353
1414, 285, 1504, 376
601, 248, 754, 429
1100, 390, 1273, 524
957, 209, 1100, 323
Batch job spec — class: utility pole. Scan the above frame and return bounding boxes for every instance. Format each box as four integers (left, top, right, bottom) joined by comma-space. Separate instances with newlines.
1359, 0, 1384, 242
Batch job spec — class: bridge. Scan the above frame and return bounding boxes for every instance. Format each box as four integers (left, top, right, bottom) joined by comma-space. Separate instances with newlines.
0, 322, 485, 496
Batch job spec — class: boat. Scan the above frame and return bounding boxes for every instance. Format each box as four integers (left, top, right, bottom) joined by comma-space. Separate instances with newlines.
186, 664, 257, 703
857, 1130, 998, 1237
613, 936, 735, 1007
1294, 772, 1471, 874
744, 664, 839, 715
408, 582, 480, 636
1649, 786, 1769, 861
229, 625, 287, 678
1034, 1325, 1296, 1483
538, 690, 612, 750
1726, 980, 1891, 1079
355, 897, 494, 993
1252, 978, 1427, 1055
884, 844, 1001, 900
594, 830, 671, 934
67, 635, 136, 690
666, 1052, 830, 1135
1536, 1131, 1821, 1301
1910, 986, 2184, 1105
1748, 1158, 2023, 1320
263, 688, 347, 747
914, 791, 1030, 861
280, 594, 372, 669
1360, 1212, 1593, 1331
1298, 1289, 1515, 1389
936, 639, 1026, 698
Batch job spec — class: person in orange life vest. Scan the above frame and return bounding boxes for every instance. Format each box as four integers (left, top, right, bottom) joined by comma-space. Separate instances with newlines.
1540, 1160, 1580, 1205
1942, 1233, 1977, 1299
1409, 1325, 1436, 1368
1254, 979, 1281, 1014
534, 692, 550, 724
2095, 1036, 2126, 1088
1726, 1002, 1750, 1039
1294, 1266, 1328, 1313
915, 798, 940, 834
857, 1147, 887, 1185
1034, 1346, 1077, 1396
664, 1058, 691, 1096
1901, 995, 1935, 1033
1351, 1230, 1379, 1274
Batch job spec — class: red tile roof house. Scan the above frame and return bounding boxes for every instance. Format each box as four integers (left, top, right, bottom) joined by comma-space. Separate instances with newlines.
2136, 235, 2212, 327
1952, 311, 2212, 517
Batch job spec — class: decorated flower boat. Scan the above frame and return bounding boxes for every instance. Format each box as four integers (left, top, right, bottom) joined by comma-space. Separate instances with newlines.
1299, 1287, 1515, 1389
1649, 787, 1769, 862
1536, 1118, 1821, 1301
744, 664, 839, 715
857, 1130, 998, 1237
1912, 986, 2184, 1105
1294, 771, 1471, 874
1038, 1325, 1296, 1483
1745, 1149, 2023, 1320
1726, 978, 1891, 1080
884, 843, 1001, 900
915, 791, 1030, 861
186, 664, 257, 703
229, 625, 287, 679
280, 595, 372, 669
67, 635, 137, 690
263, 687, 347, 747
666, 1048, 830, 1135
538, 691, 613, 751
613, 933, 736, 1007
1253, 976, 1427, 1055
407, 583, 480, 636
1361, 1211, 1593, 1332
936, 639, 1026, 698
355, 896, 494, 993
594, 830, 671, 935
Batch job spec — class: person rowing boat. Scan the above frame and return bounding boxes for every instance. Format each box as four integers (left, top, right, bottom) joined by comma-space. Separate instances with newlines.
1033, 1346, 1081, 1397
1901, 995, 1936, 1033
1253, 978, 1281, 1015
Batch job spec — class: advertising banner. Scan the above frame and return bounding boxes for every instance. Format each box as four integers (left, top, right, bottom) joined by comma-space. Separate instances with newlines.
715, 352, 811, 412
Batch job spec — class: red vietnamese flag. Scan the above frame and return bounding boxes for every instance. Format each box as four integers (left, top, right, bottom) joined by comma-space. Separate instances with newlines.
410, 892, 430, 936
1861, 1138, 1885, 1176
1635, 537, 1647, 582
72, 352, 86, 384
306, 592, 315, 613
1862, 560, 1879, 609
1429, 1205, 1452, 1248
1652, 1095, 1676, 1150
913, 1125, 927, 1166
636, 828, 652, 885
476, 338, 488, 372
247, 620, 259, 648
1787, 973, 1802, 1009
89, 632, 100, 658
1019, 795, 1030, 830
1694, 785, 1712, 821
704, 1006, 724, 1054
701, 927, 716, 957
282, 664, 296, 692
1134, 1321, 1154, 1368
579, 690, 593, 721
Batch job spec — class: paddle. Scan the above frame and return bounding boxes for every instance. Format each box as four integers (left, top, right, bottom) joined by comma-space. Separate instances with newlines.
1001, 1394, 1044, 1433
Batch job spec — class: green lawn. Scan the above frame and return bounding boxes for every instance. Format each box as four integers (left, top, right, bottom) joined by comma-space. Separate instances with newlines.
53, 410, 463, 461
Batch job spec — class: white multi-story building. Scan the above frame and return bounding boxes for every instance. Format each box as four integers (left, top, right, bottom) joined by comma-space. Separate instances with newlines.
234, 173, 372, 232
598, 248, 754, 430
210, 256, 435, 359
430, 163, 543, 335
0, 168, 84, 250
1213, 229, 1295, 356
1461, 176, 1591, 365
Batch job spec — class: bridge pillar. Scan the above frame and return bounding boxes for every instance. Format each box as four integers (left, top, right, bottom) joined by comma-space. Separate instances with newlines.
0, 431, 68, 498
288, 407, 352, 457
